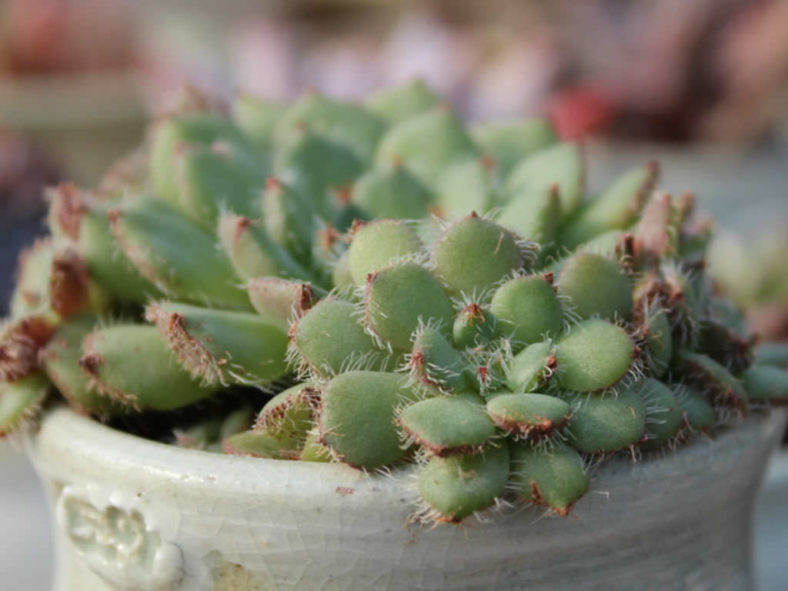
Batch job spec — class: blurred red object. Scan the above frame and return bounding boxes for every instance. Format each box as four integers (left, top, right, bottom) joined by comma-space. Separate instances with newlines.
548, 84, 615, 140
749, 306, 788, 343
0, 0, 134, 76
552, 0, 788, 142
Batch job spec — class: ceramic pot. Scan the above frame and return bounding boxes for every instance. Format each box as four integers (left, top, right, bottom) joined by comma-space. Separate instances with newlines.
29, 407, 785, 591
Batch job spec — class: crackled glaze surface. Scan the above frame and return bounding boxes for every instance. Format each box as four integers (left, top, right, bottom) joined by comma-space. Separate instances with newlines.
30, 407, 785, 591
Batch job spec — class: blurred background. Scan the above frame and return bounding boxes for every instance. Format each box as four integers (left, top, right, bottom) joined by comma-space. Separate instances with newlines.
1, 0, 786, 588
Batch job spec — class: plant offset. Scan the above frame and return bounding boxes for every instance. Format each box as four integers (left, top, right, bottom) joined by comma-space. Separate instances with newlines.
2, 82, 787, 524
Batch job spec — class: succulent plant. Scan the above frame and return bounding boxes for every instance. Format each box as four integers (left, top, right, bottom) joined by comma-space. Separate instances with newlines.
2, 82, 786, 525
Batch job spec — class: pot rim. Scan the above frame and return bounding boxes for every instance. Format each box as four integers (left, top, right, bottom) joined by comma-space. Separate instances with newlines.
30, 404, 787, 503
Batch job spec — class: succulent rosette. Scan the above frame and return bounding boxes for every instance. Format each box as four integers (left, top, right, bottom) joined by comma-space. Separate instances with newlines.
2, 81, 786, 524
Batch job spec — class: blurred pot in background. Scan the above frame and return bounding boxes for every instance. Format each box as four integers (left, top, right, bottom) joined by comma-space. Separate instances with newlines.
546, 0, 788, 143
136, 1, 561, 116
140, 0, 788, 145
0, 0, 146, 184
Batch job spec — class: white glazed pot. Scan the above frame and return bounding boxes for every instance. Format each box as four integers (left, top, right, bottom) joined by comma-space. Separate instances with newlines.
30, 407, 786, 591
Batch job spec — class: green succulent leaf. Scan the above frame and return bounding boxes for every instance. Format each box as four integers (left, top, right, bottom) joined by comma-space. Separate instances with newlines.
320, 371, 417, 469
557, 253, 633, 321
510, 440, 589, 515
417, 445, 509, 523
555, 319, 635, 392
742, 365, 788, 403
292, 299, 382, 376
486, 392, 571, 438
564, 385, 646, 453
399, 396, 495, 456
375, 107, 478, 187
0, 373, 51, 437
432, 214, 525, 296
364, 262, 454, 351
506, 143, 584, 218
348, 220, 423, 286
